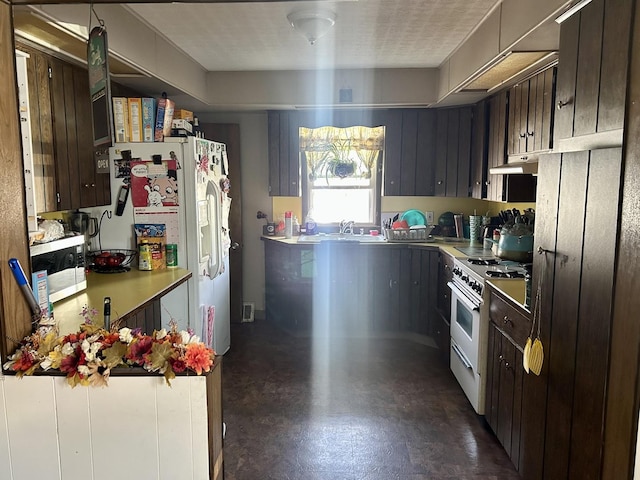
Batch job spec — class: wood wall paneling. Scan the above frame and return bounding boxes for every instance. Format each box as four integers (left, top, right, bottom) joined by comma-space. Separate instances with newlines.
568, 148, 622, 479
603, 1, 640, 476
573, 0, 605, 137
522, 153, 561, 480
598, 0, 633, 132
0, 4, 32, 359
554, 14, 580, 141
543, 152, 589, 479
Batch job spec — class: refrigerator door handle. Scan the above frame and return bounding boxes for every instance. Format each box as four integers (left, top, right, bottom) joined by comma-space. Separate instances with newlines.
204, 180, 224, 279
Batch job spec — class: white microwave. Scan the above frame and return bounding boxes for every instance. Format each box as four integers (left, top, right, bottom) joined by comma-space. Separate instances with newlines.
29, 235, 86, 303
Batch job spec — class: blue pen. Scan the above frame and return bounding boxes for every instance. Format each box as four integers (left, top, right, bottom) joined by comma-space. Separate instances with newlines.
8, 258, 41, 316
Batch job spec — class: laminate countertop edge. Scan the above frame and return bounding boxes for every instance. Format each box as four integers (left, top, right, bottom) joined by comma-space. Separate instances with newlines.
53, 267, 192, 335
486, 279, 530, 315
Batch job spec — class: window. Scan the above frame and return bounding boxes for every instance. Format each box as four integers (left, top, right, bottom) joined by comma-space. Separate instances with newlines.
300, 125, 384, 226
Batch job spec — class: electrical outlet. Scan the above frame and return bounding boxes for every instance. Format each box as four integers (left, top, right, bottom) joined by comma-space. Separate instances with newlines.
426, 211, 434, 225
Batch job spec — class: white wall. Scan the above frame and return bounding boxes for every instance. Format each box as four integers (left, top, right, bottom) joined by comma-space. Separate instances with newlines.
0, 373, 210, 480
198, 112, 269, 314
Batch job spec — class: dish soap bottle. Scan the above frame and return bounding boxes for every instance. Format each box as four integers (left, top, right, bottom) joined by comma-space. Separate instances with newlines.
293, 215, 300, 236
305, 211, 317, 235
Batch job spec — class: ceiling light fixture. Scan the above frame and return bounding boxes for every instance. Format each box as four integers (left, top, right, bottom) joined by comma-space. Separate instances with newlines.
287, 9, 336, 46
555, 0, 593, 24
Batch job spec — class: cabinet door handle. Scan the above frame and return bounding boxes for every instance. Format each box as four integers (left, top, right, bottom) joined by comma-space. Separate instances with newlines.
557, 99, 572, 110
503, 315, 513, 327
437, 180, 443, 185
519, 133, 526, 139
527, 131, 534, 137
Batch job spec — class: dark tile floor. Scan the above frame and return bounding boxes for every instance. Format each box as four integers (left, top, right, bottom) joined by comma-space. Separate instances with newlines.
221, 321, 520, 480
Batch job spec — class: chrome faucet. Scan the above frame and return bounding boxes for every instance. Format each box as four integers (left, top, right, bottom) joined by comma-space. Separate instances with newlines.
339, 220, 355, 235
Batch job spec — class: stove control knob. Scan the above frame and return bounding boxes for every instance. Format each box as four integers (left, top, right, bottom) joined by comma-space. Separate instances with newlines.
461, 275, 468, 282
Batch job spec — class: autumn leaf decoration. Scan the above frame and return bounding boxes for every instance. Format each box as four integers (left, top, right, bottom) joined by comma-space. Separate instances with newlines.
3, 315, 215, 388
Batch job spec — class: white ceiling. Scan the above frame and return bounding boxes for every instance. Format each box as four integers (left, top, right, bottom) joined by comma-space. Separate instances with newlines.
125, 0, 500, 72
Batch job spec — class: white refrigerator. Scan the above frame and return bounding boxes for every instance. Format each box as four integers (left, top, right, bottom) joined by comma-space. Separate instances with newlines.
88, 137, 231, 355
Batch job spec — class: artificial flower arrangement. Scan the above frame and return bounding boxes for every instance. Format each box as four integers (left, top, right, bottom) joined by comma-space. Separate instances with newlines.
3, 306, 215, 388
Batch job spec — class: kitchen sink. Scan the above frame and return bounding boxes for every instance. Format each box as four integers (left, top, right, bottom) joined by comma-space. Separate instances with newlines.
297, 233, 387, 244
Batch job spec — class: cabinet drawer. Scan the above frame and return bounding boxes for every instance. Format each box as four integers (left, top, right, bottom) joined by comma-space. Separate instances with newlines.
489, 291, 531, 349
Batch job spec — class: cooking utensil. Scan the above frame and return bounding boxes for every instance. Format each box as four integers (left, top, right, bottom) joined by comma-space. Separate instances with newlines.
496, 234, 534, 262
524, 260, 545, 375
523, 337, 532, 373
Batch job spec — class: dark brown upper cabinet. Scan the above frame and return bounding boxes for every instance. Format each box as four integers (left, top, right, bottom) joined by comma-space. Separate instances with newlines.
507, 67, 556, 158
434, 106, 473, 197
486, 90, 537, 203
485, 92, 507, 202
384, 109, 436, 196
471, 100, 488, 199
267, 110, 299, 197
20, 44, 111, 213
554, 0, 632, 150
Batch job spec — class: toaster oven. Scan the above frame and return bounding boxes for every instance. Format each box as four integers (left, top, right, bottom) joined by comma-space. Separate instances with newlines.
29, 235, 86, 303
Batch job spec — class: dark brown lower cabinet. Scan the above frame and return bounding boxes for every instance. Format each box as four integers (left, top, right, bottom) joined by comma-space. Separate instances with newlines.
432, 251, 453, 360
486, 321, 524, 469
263, 240, 439, 337
121, 297, 161, 333
264, 240, 313, 332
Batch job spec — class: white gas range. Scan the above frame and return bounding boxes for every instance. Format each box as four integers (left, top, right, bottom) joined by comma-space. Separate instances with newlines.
448, 248, 528, 415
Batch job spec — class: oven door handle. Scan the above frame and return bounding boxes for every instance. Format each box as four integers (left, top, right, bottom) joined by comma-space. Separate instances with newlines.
447, 281, 480, 311
452, 342, 473, 370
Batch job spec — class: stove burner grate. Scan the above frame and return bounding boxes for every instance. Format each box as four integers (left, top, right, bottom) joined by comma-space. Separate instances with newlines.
485, 270, 526, 279
467, 258, 499, 266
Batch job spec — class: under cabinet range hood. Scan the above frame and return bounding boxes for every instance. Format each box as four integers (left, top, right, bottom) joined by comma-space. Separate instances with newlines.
489, 159, 538, 175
